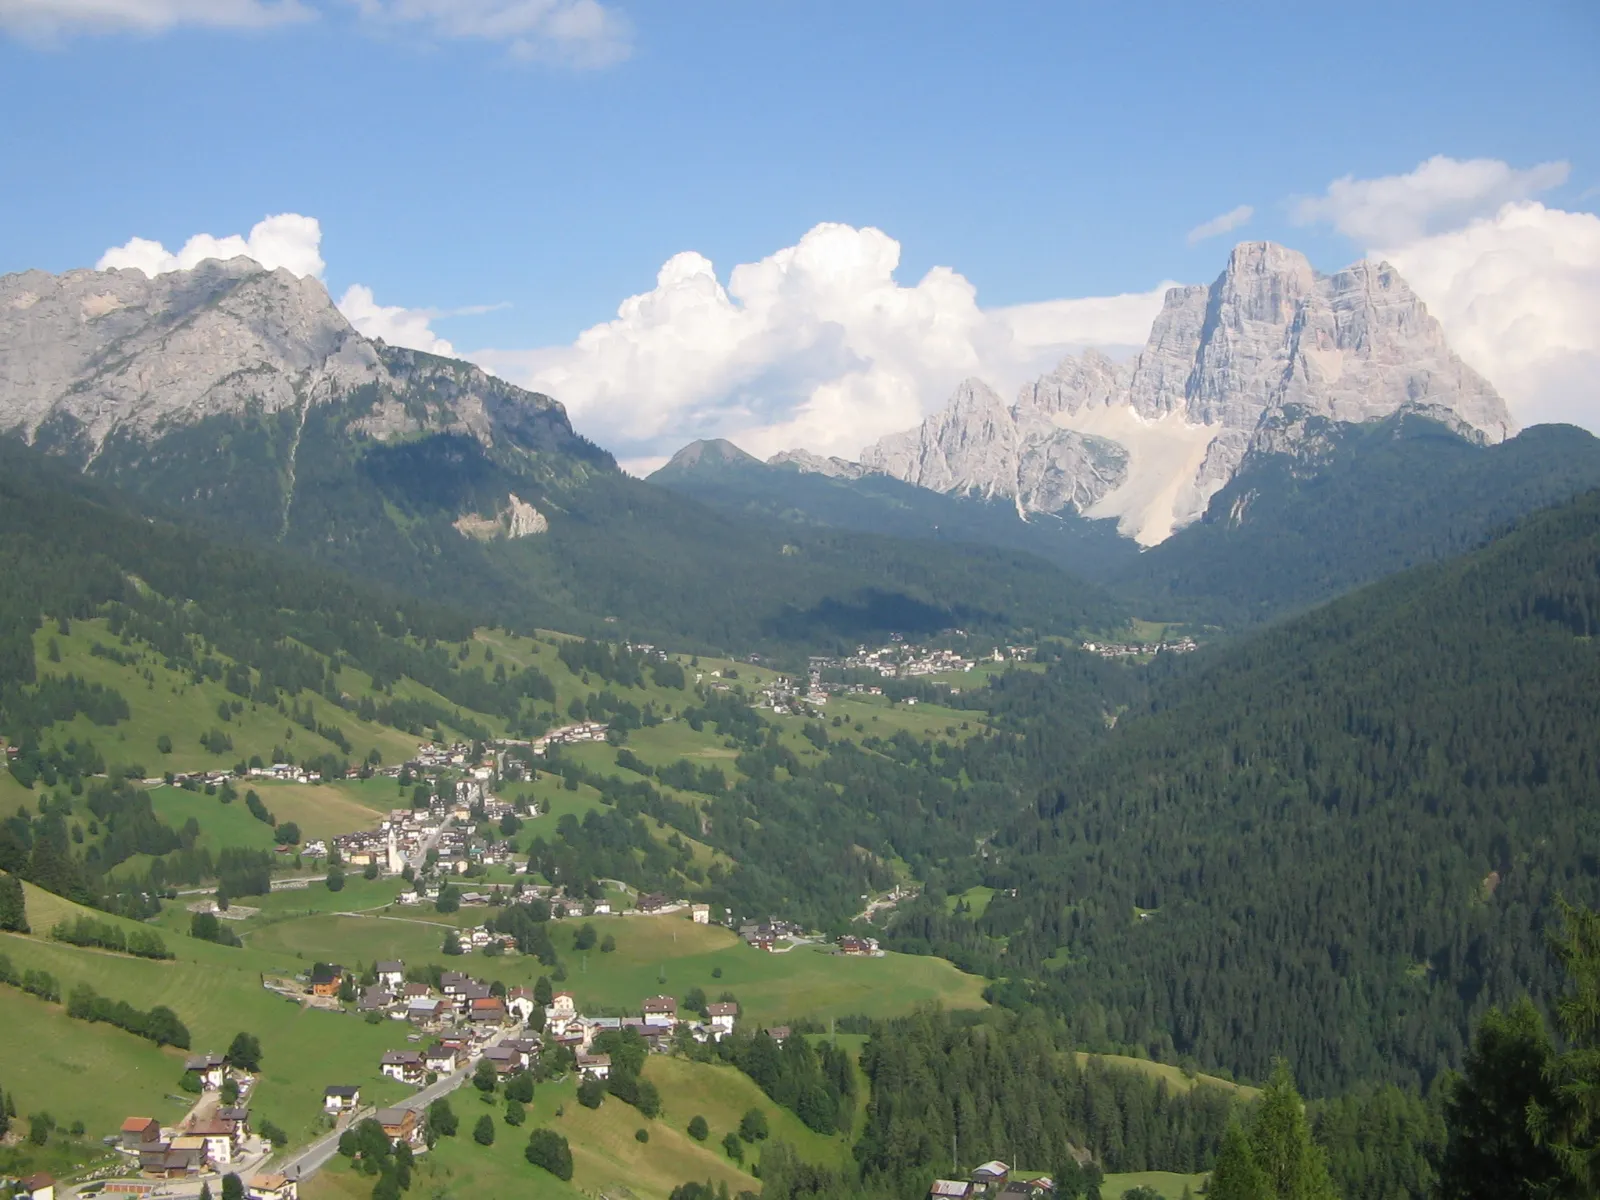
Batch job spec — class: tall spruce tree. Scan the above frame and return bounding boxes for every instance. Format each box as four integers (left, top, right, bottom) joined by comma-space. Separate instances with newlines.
1438, 998, 1562, 1199
1207, 1063, 1335, 1200
0, 872, 29, 933
1533, 899, 1600, 1191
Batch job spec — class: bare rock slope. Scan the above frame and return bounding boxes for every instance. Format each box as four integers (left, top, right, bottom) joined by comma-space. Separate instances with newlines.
846, 243, 1512, 544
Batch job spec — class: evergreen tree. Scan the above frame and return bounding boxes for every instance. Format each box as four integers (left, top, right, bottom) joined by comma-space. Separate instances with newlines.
1250, 1061, 1337, 1200
1533, 898, 1600, 1191
473, 1113, 495, 1145
0, 873, 28, 933
1438, 998, 1562, 1199
1207, 1122, 1268, 1200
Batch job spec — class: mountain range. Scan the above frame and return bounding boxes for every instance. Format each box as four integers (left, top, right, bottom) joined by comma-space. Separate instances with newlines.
5, 242, 1599, 643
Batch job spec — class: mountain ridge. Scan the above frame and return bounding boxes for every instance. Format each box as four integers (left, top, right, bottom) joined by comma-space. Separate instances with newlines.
773, 241, 1514, 545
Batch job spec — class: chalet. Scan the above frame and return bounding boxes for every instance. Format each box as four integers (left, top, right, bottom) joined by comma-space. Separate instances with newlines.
248, 1173, 298, 1200
375, 1107, 420, 1146
998, 1183, 1048, 1200
424, 1043, 464, 1074
358, 988, 395, 1014
636, 892, 670, 913
217, 1107, 252, 1136
469, 997, 507, 1025
504, 1038, 540, 1069
592, 901, 612, 915
397, 887, 421, 905
506, 986, 537, 1022
184, 1053, 227, 1090
171, 1135, 210, 1166
140, 1146, 192, 1178
401, 982, 432, 999
186, 1119, 237, 1164
971, 1161, 1010, 1192
440, 971, 471, 996
706, 1001, 738, 1038
324, 1085, 361, 1112
641, 995, 678, 1027
837, 935, 880, 956
120, 1116, 162, 1151
481, 1045, 520, 1075
454, 981, 493, 1012
309, 963, 346, 998
576, 1052, 611, 1080
380, 1050, 425, 1085
405, 997, 445, 1026
550, 991, 577, 1014
690, 903, 711, 924
19, 1174, 55, 1200
762, 1025, 791, 1045
374, 961, 405, 989
929, 1183, 975, 1200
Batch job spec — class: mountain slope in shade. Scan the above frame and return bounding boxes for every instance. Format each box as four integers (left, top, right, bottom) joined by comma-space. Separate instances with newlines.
1119, 412, 1600, 624
650, 438, 1142, 581
849, 242, 1513, 544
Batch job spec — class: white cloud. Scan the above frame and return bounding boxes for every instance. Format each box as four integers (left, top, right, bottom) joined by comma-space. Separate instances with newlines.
1186, 204, 1253, 245
336, 284, 456, 356
352, 0, 630, 66
97, 212, 326, 278
474, 222, 1173, 462
1294, 154, 1570, 246
1294, 156, 1600, 433
0, 0, 309, 35
1377, 201, 1600, 430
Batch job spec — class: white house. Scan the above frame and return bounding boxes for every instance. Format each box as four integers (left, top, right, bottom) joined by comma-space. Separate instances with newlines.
184, 1054, 227, 1091
690, 903, 710, 925
641, 995, 678, 1029
506, 987, 537, 1023
374, 961, 405, 990
324, 1086, 361, 1113
706, 1001, 738, 1038
576, 1052, 611, 1080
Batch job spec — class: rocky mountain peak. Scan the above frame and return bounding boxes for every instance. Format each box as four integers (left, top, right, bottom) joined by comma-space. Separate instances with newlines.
658, 438, 762, 475
0, 256, 584, 466
836, 241, 1517, 544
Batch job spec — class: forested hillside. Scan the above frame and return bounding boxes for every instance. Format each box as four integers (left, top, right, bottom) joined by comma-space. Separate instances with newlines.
888, 487, 1600, 1095
1121, 414, 1600, 624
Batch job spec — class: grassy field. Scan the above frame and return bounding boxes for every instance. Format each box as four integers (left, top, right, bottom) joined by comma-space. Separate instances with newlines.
30, 620, 419, 775
1073, 1052, 1260, 1100
945, 885, 996, 918
1102, 1170, 1208, 1199
2, 882, 419, 1145
305, 1062, 775, 1200
244, 909, 986, 1025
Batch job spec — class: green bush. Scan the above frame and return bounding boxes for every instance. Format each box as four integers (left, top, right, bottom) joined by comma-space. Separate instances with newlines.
687, 1115, 709, 1141
525, 1129, 573, 1180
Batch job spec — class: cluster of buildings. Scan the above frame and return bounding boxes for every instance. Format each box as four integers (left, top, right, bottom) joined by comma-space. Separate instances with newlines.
115, 1054, 273, 1190
738, 918, 806, 951
1079, 636, 1197, 659
929, 1162, 1056, 1199
529, 721, 610, 756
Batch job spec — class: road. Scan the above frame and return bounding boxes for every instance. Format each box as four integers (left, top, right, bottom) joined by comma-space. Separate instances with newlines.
408, 814, 453, 875
276, 1020, 516, 1183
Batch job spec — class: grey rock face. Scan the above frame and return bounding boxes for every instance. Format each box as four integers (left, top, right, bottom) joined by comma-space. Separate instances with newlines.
766, 448, 869, 479
850, 242, 1514, 542
0, 257, 577, 461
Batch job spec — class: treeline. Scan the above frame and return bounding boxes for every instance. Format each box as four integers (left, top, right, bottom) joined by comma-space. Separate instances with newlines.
66, 983, 190, 1047
51, 915, 171, 959
718, 1029, 856, 1135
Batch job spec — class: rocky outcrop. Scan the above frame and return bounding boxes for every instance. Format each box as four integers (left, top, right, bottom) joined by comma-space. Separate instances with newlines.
0, 256, 583, 463
766, 448, 869, 479
454, 492, 549, 541
842, 242, 1514, 543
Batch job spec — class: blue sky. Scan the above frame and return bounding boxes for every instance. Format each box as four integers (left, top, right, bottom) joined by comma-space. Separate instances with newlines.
3, 0, 1597, 461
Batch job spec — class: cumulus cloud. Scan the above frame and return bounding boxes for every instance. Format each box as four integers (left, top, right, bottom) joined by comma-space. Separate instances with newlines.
475, 223, 1174, 462
0, 0, 309, 35
352, 0, 631, 66
336, 284, 457, 355
1294, 154, 1570, 246
98, 212, 326, 278
1377, 201, 1600, 430
1297, 156, 1600, 432
1186, 204, 1253, 245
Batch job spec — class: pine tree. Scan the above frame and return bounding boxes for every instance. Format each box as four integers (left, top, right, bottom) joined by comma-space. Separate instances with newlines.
1207, 1122, 1268, 1200
1533, 899, 1600, 1191
0, 873, 28, 933
1250, 1061, 1337, 1200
